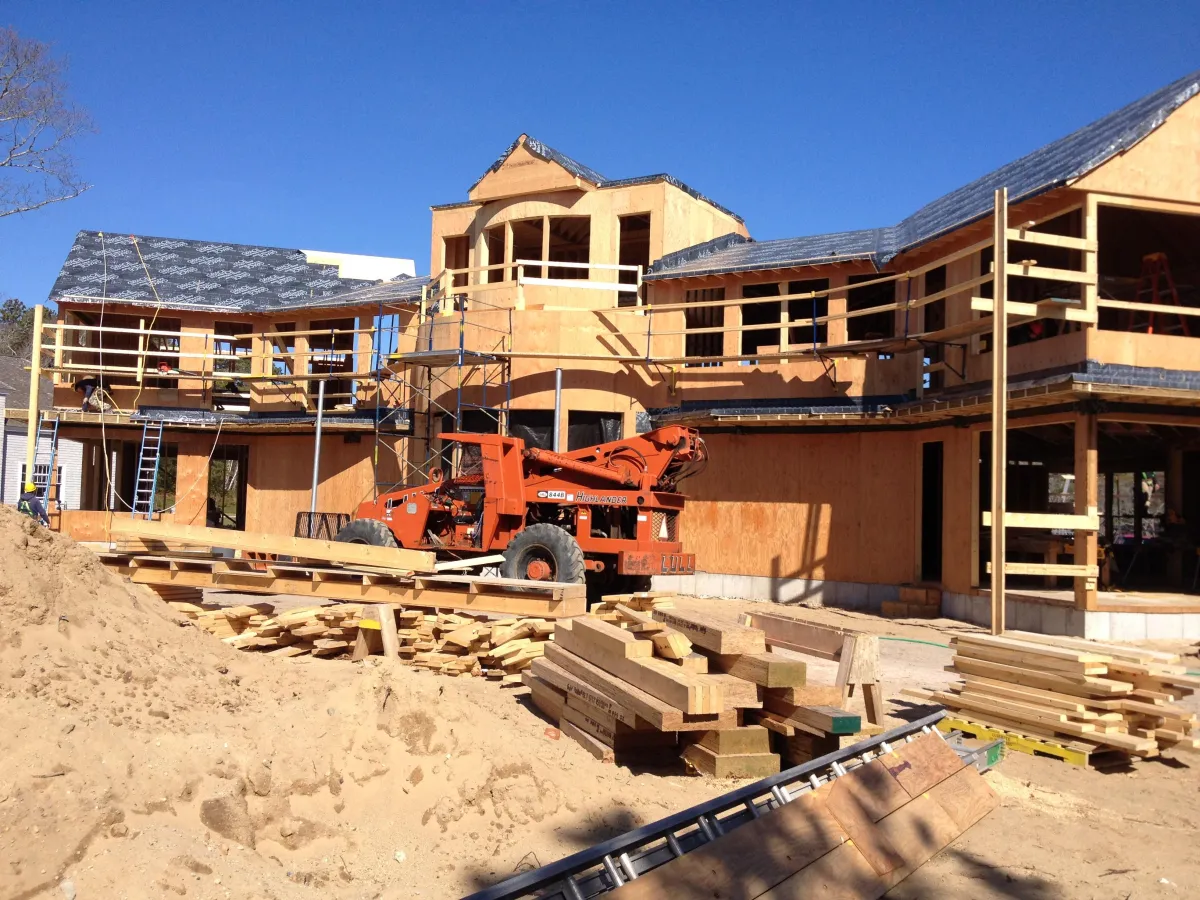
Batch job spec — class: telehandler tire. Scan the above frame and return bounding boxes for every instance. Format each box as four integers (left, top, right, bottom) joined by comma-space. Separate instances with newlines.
334, 518, 399, 548
502, 523, 586, 584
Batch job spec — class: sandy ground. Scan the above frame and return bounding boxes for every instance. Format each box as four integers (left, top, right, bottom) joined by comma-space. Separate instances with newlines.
3, 514, 1199, 900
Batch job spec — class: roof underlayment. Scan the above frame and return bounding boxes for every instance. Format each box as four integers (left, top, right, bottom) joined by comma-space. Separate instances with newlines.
646, 67, 1200, 281
49, 231, 428, 314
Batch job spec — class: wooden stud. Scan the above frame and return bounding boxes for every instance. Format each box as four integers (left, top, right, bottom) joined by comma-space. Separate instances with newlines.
990, 187, 1008, 635
1074, 412, 1099, 610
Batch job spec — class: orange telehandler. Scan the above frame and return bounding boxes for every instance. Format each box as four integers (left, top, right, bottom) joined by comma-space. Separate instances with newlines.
336, 426, 707, 592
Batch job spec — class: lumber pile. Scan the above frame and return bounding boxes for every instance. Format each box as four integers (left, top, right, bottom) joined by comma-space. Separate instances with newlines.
523, 598, 866, 775
911, 630, 1200, 761
168, 601, 365, 655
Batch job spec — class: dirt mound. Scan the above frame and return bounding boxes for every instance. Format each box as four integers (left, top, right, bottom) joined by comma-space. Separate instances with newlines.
0, 508, 720, 899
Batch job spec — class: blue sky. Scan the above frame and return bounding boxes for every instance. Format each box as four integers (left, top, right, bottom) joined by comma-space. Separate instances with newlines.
3, 1, 1199, 306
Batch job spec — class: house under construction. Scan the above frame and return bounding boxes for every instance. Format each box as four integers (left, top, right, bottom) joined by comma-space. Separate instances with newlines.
26, 67, 1200, 638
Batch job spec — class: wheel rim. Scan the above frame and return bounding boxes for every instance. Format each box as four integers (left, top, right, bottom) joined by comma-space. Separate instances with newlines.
520, 549, 555, 581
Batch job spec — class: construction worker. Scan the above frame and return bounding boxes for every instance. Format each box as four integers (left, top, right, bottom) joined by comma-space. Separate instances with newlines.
73, 374, 99, 411
18, 482, 50, 526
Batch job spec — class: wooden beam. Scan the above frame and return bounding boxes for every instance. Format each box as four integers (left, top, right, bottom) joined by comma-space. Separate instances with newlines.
706, 652, 807, 688
744, 612, 847, 660
1075, 412, 1099, 609
1004, 262, 1096, 285
375, 603, 400, 658
1005, 228, 1096, 252
981, 510, 1098, 530
651, 609, 766, 655
991, 187, 1009, 635
994, 561, 1099, 577
969, 297, 1096, 323
109, 519, 437, 573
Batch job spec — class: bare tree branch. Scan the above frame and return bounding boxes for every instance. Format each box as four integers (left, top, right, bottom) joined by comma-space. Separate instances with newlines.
0, 27, 93, 219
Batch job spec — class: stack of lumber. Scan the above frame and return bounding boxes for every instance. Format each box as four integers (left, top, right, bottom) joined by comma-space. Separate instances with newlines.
523, 601, 864, 776
360, 608, 556, 680
911, 630, 1200, 761
169, 601, 365, 656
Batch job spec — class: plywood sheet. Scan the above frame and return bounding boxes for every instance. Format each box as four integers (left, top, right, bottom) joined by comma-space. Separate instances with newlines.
754, 842, 888, 900
878, 734, 965, 799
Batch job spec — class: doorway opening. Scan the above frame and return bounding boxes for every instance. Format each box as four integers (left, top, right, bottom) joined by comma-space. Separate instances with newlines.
920, 441, 944, 581
208, 444, 249, 530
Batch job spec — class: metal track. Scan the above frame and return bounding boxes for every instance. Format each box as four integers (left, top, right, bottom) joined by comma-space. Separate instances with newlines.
464, 711, 989, 900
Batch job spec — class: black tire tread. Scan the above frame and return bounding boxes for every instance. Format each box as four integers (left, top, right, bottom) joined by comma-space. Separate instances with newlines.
501, 523, 586, 584
335, 518, 399, 548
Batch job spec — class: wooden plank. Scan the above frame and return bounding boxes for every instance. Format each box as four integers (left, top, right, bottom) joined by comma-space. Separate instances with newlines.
697, 725, 770, 756
999, 561, 1098, 577
745, 612, 846, 660
981, 510, 1099, 531
1006, 227, 1096, 252
708, 652, 806, 688
681, 743, 780, 779
554, 620, 723, 715
1005, 261, 1097, 284
530, 658, 639, 727
559, 721, 614, 763
991, 186, 1008, 637
572, 617, 654, 659
650, 609, 766, 655
1005, 630, 1180, 664
874, 793, 967, 885
763, 697, 861, 734
375, 603, 400, 659
754, 841, 888, 900
114, 564, 585, 617
926, 766, 1000, 833
708, 673, 762, 710
953, 633, 1109, 665
958, 674, 1115, 713
651, 631, 693, 660
765, 685, 844, 707
607, 791, 847, 900
109, 518, 437, 572
819, 775, 906, 878
878, 732, 966, 799
521, 673, 566, 722
951, 655, 1133, 695
542, 642, 682, 730
953, 642, 1108, 676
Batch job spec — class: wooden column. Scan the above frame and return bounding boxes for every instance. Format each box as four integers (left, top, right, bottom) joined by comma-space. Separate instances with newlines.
504, 221, 514, 283
23, 304, 45, 486
540, 215, 550, 278
827, 275, 848, 346
989, 188, 1008, 635
1073, 412, 1099, 609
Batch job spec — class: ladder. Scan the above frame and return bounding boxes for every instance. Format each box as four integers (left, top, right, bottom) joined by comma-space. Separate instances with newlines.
30, 415, 60, 509
131, 420, 164, 519
464, 711, 997, 900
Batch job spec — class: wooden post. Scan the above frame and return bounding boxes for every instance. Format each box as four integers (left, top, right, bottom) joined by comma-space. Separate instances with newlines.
504, 220, 514, 283
540, 215, 550, 279
23, 304, 45, 487
52, 320, 64, 386
375, 603, 400, 658
136, 317, 147, 386
1074, 412, 1099, 609
779, 300, 789, 354
990, 188, 1008, 635
516, 265, 525, 311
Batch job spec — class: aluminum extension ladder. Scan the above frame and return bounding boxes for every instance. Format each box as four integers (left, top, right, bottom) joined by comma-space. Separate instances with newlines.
131, 420, 164, 519
30, 415, 60, 509
464, 710, 997, 900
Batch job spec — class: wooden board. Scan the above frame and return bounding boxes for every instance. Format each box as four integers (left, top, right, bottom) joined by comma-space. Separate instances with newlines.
763, 697, 861, 734
542, 643, 685, 731
110, 517, 436, 572
824, 758, 910, 823
952, 655, 1133, 695
681, 743, 780, 779
521, 673, 566, 722
708, 673, 762, 710
608, 791, 848, 900
572, 617, 654, 659
754, 841, 888, 900
708, 652, 807, 688
878, 733, 965, 799
873, 793, 965, 885
650, 609, 766, 655
925, 766, 1000, 833
818, 775, 906, 877
698, 725, 771, 756
766, 685, 844, 707
560, 720, 615, 763
530, 657, 640, 727
745, 612, 848, 661
554, 620, 723, 715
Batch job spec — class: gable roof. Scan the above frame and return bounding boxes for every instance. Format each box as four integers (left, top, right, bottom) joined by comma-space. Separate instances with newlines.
0, 355, 52, 411
450, 133, 744, 223
647, 67, 1200, 281
49, 231, 424, 314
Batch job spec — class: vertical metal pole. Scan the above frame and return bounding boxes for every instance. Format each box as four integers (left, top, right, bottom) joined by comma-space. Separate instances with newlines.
553, 368, 563, 452
23, 304, 45, 486
309, 379, 326, 536
990, 187, 1009, 635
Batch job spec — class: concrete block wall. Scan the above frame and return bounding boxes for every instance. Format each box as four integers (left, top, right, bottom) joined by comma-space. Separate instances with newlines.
653, 571, 899, 613
941, 591, 1200, 640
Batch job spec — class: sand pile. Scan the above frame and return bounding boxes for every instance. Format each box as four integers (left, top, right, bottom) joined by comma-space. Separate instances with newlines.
0, 508, 721, 900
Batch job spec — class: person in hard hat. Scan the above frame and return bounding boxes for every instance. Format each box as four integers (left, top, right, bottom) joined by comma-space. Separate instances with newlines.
18, 482, 50, 526
73, 375, 99, 411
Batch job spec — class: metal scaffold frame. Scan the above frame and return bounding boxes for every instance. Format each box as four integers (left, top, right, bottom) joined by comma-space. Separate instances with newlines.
370, 289, 513, 496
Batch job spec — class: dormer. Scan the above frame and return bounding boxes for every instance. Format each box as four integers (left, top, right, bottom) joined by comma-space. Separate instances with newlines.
468, 134, 603, 203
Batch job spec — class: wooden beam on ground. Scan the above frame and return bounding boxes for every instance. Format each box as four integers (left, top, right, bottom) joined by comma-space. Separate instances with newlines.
650, 609, 766, 655
109, 518, 437, 572
743, 612, 848, 661
706, 652, 807, 688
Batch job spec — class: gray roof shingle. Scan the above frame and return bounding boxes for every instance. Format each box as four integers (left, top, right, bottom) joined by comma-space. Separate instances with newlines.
647, 68, 1200, 281
0, 355, 52, 411
49, 232, 426, 314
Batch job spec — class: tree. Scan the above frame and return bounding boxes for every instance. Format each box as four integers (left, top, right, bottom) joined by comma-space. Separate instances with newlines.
0, 297, 34, 358
0, 27, 92, 218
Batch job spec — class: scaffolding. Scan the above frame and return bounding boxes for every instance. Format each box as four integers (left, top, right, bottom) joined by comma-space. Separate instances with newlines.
371, 288, 512, 495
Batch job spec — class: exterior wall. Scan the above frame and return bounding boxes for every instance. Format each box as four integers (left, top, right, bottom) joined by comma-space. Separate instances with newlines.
1, 423, 83, 511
